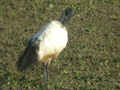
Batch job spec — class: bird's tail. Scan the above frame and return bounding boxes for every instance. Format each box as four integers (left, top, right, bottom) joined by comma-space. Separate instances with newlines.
16, 43, 37, 72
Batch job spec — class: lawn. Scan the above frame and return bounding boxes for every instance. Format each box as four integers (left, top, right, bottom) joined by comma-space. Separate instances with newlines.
0, 0, 120, 90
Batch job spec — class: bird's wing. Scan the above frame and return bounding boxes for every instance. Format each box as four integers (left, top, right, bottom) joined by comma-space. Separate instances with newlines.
16, 39, 40, 72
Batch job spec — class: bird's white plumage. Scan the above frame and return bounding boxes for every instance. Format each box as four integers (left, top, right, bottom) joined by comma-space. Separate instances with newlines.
31, 20, 68, 63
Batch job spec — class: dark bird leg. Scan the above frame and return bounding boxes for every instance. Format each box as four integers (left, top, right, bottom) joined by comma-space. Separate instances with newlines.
44, 63, 48, 81
44, 63, 49, 90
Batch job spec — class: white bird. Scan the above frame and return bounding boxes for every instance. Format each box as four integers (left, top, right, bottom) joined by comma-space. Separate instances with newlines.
17, 8, 74, 81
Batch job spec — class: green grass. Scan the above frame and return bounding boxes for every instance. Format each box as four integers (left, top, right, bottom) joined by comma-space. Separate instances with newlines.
0, 0, 120, 90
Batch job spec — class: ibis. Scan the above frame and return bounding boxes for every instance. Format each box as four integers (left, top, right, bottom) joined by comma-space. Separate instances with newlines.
17, 8, 74, 81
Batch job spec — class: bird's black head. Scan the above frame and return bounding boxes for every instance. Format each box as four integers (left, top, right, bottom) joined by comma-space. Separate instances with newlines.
59, 8, 74, 25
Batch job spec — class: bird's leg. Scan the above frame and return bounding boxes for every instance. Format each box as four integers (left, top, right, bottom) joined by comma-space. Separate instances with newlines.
44, 63, 48, 81
44, 63, 49, 90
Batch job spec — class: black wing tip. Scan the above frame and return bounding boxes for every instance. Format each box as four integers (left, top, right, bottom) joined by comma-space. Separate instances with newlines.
16, 44, 38, 72
16, 55, 27, 72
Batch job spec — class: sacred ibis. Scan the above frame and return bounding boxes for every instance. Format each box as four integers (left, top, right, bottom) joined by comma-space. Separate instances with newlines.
17, 8, 74, 81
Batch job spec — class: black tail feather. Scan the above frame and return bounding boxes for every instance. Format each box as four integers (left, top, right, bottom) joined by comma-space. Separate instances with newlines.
16, 43, 38, 72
